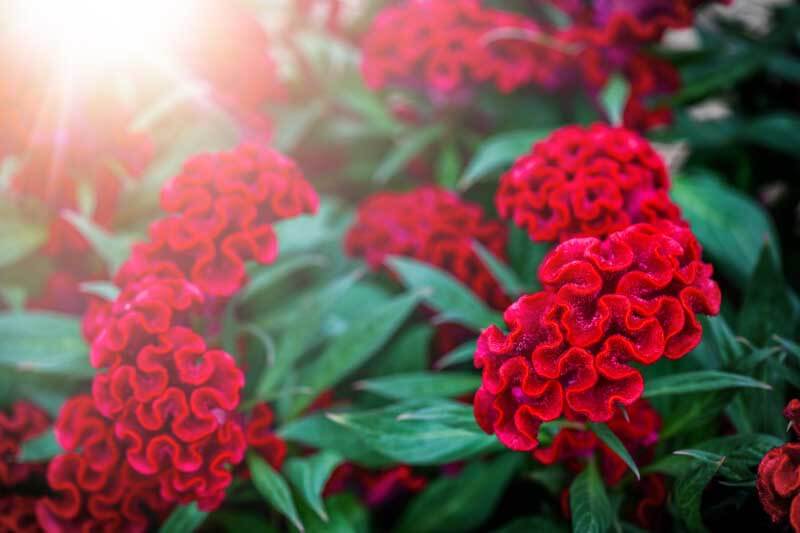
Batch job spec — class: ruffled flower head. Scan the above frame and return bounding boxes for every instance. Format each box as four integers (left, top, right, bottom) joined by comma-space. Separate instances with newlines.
117, 142, 319, 297
245, 403, 287, 470
345, 186, 509, 310
36, 395, 172, 533
0, 401, 50, 488
758, 443, 800, 532
474, 221, 720, 451
496, 124, 682, 243
361, 0, 564, 96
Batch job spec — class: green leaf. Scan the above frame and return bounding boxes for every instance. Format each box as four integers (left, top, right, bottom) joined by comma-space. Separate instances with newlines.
386, 256, 501, 330
279, 413, 391, 468
674, 454, 724, 532
507, 223, 549, 289
741, 113, 800, 157
738, 242, 796, 346
373, 125, 445, 183
436, 140, 462, 189
253, 270, 362, 401
159, 503, 207, 533
434, 339, 477, 369
290, 291, 421, 415
569, 460, 612, 533
459, 129, 549, 190
589, 423, 640, 480
396, 454, 523, 533
19, 430, 60, 462
362, 324, 432, 378
0, 218, 46, 268
249, 453, 304, 532
766, 54, 800, 83
274, 201, 352, 256
325, 399, 500, 465
492, 516, 568, 533
354, 372, 480, 401
673, 449, 726, 465
671, 173, 777, 284
285, 451, 343, 522
79, 281, 120, 302
272, 101, 327, 152
62, 210, 136, 274
473, 241, 525, 298
600, 74, 630, 126
299, 493, 369, 533
239, 254, 328, 306
643, 370, 771, 398
0, 312, 92, 377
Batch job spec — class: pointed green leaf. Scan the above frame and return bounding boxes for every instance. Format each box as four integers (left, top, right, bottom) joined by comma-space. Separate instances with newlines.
290, 291, 421, 415
600, 74, 630, 126
325, 400, 500, 465
570, 460, 612, 533
249, 454, 304, 532
0, 312, 92, 377
396, 454, 523, 533
473, 241, 526, 298
386, 256, 501, 330
239, 254, 328, 306
674, 455, 724, 532
62, 210, 136, 274
79, 281, 120, 302
159, 503, 207, 533
507, 223, 549, 289
589, 423, 640, 480
298, 493, 370, 533
19, 429, 60, 462
435, 339, 477, 369
285, 451, 343, 522
643, 370, 770, 398
459, 129, 550, 190
373, 125, 445, 183
354, 372, 480, 401
0, 218, 46, 268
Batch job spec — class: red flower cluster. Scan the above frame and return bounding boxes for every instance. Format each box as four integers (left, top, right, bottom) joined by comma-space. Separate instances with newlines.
245, 404, 287, 471
118, 143, 319, 298
757, 400, 800, 531
324, 464, 427, 507
535, 400, 660, 485
361, 0, 566, 96
496, 124, 681, 243
0, 401, 50, 488
37, 395, 172, 533
474, 221, 720, 451
345, 186, 509, 310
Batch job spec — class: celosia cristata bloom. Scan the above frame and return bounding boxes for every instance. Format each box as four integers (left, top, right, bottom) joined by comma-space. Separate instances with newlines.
324, 464, 427, 508
534, 400, 660, 485
345, 186, 509, 310
361, 0, 566, 96
758, 443, 800, 532
117, 142, 319, 298
474, 221, 720, 451
36, 395, 172, 533
496, 124, 681, 243
245, 403, 287, 470
0, 401, 49, 488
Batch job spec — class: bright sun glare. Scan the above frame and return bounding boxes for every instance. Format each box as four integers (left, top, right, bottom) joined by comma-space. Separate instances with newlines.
9, 0, 195, 74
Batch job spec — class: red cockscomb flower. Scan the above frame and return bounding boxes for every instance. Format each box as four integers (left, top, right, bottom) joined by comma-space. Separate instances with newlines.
37, 395, 172, 533
324, 464, 427, 508
92, 326, 246, 510
0, 401, 50, 488
474, 221, 720, 451
785, 399, 800, 437
496, 124, 681, 243
0, 496, 40, 533
534, 400, 661, 485
757, 443, 800, 532
361, 0, 565, 96
117, 142, 318, 298
245, 403, 287, 471
345, 186, 509, 310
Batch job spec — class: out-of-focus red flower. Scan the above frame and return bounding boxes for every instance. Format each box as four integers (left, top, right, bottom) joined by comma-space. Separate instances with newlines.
174, 0, 282, 137
534, 400, 661, 485
474, 222, 720, 450
496, 124, 681, 243
0, 496, 40, 533
117, 142, 319, 298
26, 271, 101, 316
345, 186, 509, 310
757, 443, 800, 532
785, 399, 800, 437
361, 0, 567, 96
634, 474, 668, 530
37, 395, 172, 533
324, 464, 427, 508
0, 402, 50, 488
245, 404, 287, 471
